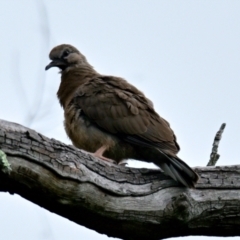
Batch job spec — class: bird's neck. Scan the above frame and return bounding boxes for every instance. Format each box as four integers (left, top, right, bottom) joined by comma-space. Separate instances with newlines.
57, 67, 98, 108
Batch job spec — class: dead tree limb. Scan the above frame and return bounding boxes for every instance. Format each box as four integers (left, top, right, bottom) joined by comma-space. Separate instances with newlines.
0, 119, 240, 240
207, 123, 226, 166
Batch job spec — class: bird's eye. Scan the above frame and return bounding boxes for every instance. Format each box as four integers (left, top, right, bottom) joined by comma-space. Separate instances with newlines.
61, 50, 70, 59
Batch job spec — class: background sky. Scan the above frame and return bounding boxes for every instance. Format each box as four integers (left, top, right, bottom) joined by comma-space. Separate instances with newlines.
1, 0, 240, 239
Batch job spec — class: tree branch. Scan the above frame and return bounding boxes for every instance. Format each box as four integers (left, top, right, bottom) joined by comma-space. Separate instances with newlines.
0, 119, 240, 240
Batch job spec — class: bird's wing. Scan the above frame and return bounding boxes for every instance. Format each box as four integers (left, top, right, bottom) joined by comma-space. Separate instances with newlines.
74, 76, 179, 154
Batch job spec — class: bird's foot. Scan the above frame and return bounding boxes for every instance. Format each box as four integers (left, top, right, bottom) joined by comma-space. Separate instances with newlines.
92, 152, 117, 164
118, 160, 128, 167
90, 145, 117, 164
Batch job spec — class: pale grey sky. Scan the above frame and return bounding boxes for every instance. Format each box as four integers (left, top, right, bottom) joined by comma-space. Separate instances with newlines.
1, 1, 240, 239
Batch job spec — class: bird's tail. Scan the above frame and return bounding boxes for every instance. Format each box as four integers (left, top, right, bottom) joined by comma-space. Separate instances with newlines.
157, 151, 199, 188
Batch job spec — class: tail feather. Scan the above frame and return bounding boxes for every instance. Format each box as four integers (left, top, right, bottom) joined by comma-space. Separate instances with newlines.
161, 162, 177, 181
169, 163, 189, 187
157, 150, 199, 188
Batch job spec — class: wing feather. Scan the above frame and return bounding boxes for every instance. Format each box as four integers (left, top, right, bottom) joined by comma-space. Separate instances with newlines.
74, 76, 179, 153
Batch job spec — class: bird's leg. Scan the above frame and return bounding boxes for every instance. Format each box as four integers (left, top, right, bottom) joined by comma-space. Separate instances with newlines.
91, 145, 117, 164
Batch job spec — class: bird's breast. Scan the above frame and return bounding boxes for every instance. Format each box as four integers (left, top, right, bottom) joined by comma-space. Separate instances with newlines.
64, 105, 116, 152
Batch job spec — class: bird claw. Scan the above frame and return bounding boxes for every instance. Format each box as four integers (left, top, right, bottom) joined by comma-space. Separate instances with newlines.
118, 160, 128, 167
91, 153, 117, 164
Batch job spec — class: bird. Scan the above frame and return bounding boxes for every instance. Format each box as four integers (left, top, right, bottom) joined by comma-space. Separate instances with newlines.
45, 44, 199, 188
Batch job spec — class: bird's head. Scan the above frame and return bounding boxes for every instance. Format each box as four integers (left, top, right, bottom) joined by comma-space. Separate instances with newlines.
45, 44, 90, 72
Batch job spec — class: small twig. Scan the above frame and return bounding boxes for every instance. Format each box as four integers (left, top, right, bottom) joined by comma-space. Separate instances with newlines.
207, 123, 226, 166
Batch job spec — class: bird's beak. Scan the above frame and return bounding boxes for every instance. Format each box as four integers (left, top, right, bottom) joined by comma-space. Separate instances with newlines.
45, 60, 66, 70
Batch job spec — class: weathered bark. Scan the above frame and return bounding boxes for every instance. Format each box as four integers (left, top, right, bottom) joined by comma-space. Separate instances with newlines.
0, 119, 240, 240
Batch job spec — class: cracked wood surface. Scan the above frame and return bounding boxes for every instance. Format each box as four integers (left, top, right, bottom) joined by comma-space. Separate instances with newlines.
0, 119, 240, 240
